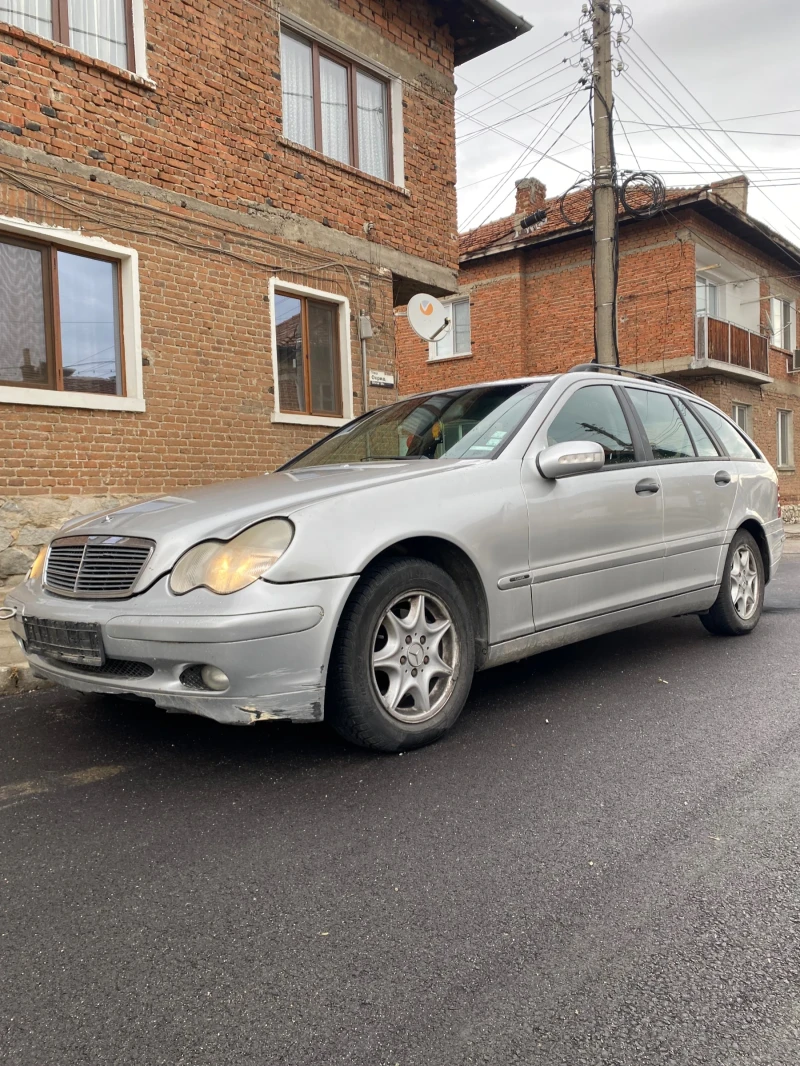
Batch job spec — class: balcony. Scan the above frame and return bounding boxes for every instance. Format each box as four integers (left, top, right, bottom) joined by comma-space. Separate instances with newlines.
694, 315, 771, 381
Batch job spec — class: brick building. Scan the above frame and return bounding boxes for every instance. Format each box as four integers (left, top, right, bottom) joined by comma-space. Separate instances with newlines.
397, 174, 800, 512
0, 0, 530, 658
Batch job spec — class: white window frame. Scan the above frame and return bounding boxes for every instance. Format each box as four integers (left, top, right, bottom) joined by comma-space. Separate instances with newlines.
0, 215, 144, 412
268, 277, 353, 428
770, 296, 795, 351
731, 403, 752, 436
777, 408, 794, 469
278, 14, 404, 189
428, 297, 472, 362
695, 275, 719, 319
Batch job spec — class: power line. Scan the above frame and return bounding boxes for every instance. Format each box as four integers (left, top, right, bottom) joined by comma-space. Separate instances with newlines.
456, 33, 573, 104
456, 57, 580, 126
456, 82, 581, 145
622, 123, 800, 139
630, 29, 800, 246
462, 89, 587, 231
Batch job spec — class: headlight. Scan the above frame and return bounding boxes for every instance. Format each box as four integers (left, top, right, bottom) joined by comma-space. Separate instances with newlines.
27, 546, 47, 581
169, 519, 294, 595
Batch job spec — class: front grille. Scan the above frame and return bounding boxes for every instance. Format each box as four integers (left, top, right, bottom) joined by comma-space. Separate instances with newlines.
62, 658, 155, 680
44, 535, 155, 599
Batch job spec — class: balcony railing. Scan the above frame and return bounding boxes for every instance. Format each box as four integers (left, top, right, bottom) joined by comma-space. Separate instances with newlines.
695, 315, 769, 376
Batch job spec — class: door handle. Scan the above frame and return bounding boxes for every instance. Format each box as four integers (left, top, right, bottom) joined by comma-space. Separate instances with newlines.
635, 478, 660, 496
715, 470, 732, 485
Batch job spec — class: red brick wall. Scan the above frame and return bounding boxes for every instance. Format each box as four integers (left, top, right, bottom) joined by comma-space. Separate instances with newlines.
0, 0, 457, 272
0, 161, 399, 493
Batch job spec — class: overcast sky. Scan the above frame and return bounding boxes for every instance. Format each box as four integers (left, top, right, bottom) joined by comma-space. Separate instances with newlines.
455, 0, 800, 244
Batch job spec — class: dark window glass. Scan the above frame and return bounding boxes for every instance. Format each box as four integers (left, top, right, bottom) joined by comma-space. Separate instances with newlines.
275, 294, 305, 414
689, 402, 760, 459
275, 292, 340, 417
627, 388, 694, 460
0, 240, 49, 385
58, 251, 121, 396
675, 399, 720, 457
307, 300, 338, 415
547, 385, 635, 465
286, 383, 547, 467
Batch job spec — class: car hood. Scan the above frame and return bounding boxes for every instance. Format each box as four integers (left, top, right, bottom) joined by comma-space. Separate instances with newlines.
55, 461, 478, 580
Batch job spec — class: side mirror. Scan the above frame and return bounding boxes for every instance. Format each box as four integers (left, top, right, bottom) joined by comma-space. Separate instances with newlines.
536, 440, 605, 479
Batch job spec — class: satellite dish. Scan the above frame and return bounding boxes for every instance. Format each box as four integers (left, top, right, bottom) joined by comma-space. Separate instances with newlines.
407, 293, 451, 342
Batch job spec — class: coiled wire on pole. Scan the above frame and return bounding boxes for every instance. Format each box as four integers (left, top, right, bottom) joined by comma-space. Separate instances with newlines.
618, 171, 666, 218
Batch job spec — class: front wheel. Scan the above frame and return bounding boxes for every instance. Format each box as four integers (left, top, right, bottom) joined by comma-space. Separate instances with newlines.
327, 558, 476, 752
700, 529, 764, 636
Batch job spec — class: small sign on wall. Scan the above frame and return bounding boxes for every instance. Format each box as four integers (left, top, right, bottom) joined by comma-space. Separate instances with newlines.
369, 370, 395, 388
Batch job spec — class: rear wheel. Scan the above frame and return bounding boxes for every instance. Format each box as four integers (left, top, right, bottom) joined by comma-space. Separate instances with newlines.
327, 558, 475, 752
700, 529, 764, 636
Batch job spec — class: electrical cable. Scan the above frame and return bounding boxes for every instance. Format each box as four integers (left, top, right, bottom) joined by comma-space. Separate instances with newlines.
630, 29, 800, 246
461, 87, 585, 231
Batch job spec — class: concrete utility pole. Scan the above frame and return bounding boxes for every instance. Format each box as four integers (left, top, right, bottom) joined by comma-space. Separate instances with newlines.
591, 1, 618, 365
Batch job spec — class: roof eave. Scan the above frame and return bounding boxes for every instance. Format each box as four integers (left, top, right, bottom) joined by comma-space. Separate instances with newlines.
435, 0, 532, 66
460, 189, 800, 272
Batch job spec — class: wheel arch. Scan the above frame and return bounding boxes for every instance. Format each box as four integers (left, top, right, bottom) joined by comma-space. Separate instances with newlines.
354, 537, 490, 668
739, 518, 771, 583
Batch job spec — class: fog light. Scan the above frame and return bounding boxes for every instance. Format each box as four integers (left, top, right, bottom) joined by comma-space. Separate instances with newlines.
200, 665, 229, 691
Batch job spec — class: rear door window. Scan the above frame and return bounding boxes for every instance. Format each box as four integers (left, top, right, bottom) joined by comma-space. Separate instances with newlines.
627, 388, 695, 460
688, 401, 760, 459
674, 399, 720, 457
547, 384, 636, 465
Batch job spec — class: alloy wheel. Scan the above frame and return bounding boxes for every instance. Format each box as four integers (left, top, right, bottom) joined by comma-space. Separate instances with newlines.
730, 544, 759, 620
371, 590, 459, 724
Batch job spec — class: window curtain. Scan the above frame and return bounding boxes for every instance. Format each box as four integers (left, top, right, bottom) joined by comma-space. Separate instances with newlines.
453, 299, 471, 353
281, 33, 315, 150
69, 0, 128, 68
320, 57, 350, 165
1, 0, 52, 37
356, 72, 388, 180
0, 241, 48, 384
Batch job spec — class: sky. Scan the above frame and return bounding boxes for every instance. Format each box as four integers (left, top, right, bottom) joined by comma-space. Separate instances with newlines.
455, 0, 800, 245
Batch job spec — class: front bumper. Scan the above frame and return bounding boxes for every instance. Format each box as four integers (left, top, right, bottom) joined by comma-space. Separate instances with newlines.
5, 574, 359, 725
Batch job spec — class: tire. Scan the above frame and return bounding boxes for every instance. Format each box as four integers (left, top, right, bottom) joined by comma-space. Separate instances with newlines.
700, 529, 764, 637
327, 557, 476, 752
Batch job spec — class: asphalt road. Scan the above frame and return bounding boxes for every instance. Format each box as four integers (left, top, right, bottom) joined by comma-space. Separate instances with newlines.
2, 560, 800, 1066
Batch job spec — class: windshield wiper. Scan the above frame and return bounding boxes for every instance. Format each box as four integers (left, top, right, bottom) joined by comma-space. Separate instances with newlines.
358, 455, 430, 462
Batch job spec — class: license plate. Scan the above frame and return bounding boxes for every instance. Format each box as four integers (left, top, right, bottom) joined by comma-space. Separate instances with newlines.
23, 617, 105, 667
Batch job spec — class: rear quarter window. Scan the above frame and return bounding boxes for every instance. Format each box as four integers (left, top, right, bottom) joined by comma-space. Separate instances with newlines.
688, 401, 760, 460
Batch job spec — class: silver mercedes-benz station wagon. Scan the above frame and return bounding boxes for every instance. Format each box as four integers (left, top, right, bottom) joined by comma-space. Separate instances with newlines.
4, 366, 784, 751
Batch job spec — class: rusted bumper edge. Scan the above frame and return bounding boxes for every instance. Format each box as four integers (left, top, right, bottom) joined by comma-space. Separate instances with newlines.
28, 663, 324, 726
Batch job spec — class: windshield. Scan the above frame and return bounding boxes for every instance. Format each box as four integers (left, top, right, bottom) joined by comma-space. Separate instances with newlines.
285, 383, 549, 468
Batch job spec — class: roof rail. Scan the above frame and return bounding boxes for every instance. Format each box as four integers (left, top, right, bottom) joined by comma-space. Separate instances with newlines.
566, 363, 694, 394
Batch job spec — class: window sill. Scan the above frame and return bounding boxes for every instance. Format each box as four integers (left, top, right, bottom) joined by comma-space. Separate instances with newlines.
0, 385, 145, 412
427, 352, 473, 363
279, 138, 409, 197
271, 411, 351, 428
0, 22, 155, 90
777, 466, 796, 473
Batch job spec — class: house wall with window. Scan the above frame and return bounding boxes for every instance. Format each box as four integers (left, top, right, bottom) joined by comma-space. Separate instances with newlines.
0, 0, 530, 644
396, 177, 800, 508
